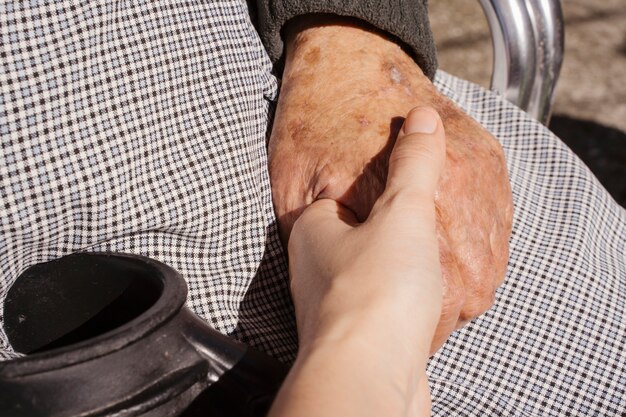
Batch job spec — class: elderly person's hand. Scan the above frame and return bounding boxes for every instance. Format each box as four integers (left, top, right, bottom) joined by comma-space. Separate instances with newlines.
269, 16, 513, 352
270, 107, 446, 417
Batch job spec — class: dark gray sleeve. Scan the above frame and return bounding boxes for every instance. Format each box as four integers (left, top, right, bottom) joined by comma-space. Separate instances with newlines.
255, 0, 437, 80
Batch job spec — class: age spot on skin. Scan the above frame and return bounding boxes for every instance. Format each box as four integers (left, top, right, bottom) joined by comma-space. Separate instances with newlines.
381, 61, 407, 88
304, 47, 321, 65
288, 119, 309, 141
390, 66, 403, 84
377, 123, 389, 137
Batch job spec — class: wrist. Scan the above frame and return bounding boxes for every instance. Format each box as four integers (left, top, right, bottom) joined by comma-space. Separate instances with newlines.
285, 14, 404, 55
297, 323, 425, 409
297, 292, 439, 373
275, 327, 427, 417
283, 14, 428, 86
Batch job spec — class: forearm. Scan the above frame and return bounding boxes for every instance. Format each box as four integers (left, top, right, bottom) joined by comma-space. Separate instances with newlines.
269, 304, 434, 417
270, 341, 418, 417
282, 15, 434, 108
281, 14, 435, 100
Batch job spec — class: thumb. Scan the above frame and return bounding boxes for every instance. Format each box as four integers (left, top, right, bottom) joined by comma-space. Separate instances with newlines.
288, 199, 358, 250
384, 107, 445, 200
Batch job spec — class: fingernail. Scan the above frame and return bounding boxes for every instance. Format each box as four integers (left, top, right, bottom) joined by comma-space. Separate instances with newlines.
404, 107, 439, 134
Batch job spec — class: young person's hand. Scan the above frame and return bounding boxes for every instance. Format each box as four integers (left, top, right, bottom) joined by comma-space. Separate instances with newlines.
270, 107, 445, 417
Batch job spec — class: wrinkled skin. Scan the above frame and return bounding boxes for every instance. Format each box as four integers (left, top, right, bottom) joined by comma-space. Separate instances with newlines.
269, 17, 514, 352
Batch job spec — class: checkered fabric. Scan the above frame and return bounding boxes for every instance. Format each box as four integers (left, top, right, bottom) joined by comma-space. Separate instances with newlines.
428, 76, 625, 416
0, 1, 624, 416
0, 0, 296, 361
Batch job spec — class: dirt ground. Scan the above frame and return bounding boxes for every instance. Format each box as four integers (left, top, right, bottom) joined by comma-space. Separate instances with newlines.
429, 0, 626, 206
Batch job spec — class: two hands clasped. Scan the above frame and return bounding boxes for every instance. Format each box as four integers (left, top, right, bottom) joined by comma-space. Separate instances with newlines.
267, 17, 513, 416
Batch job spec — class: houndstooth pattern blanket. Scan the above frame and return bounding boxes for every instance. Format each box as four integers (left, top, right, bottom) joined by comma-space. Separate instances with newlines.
1, 1, 624, 415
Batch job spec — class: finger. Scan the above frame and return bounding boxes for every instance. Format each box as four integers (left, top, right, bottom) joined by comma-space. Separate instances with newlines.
297, 198, 359, 227
492, 204, 513, 287
429, 232, 464, 354
384, 107, 446, 200
276, 205, 306, 249
455, 235, 497, 321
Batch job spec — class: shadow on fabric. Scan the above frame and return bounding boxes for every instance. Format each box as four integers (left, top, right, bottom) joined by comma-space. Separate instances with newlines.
549, 114, 626, 207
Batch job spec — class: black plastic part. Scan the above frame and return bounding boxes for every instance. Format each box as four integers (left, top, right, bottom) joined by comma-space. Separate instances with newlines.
0, 253, 289, 417
5, 254, 162, 354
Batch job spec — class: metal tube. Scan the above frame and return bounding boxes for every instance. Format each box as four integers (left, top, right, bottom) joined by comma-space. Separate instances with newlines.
478, 0, 564, 125
524, 0, 565, 125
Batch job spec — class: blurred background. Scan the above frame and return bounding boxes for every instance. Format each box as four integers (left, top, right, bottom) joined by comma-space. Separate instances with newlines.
429, 0, 626, 207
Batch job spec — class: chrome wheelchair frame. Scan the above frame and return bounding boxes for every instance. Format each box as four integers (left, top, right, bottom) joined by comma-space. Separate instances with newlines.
479, 0, 564, 125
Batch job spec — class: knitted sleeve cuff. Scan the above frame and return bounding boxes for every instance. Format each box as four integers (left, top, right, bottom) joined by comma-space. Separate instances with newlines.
255, 0, 437, 80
